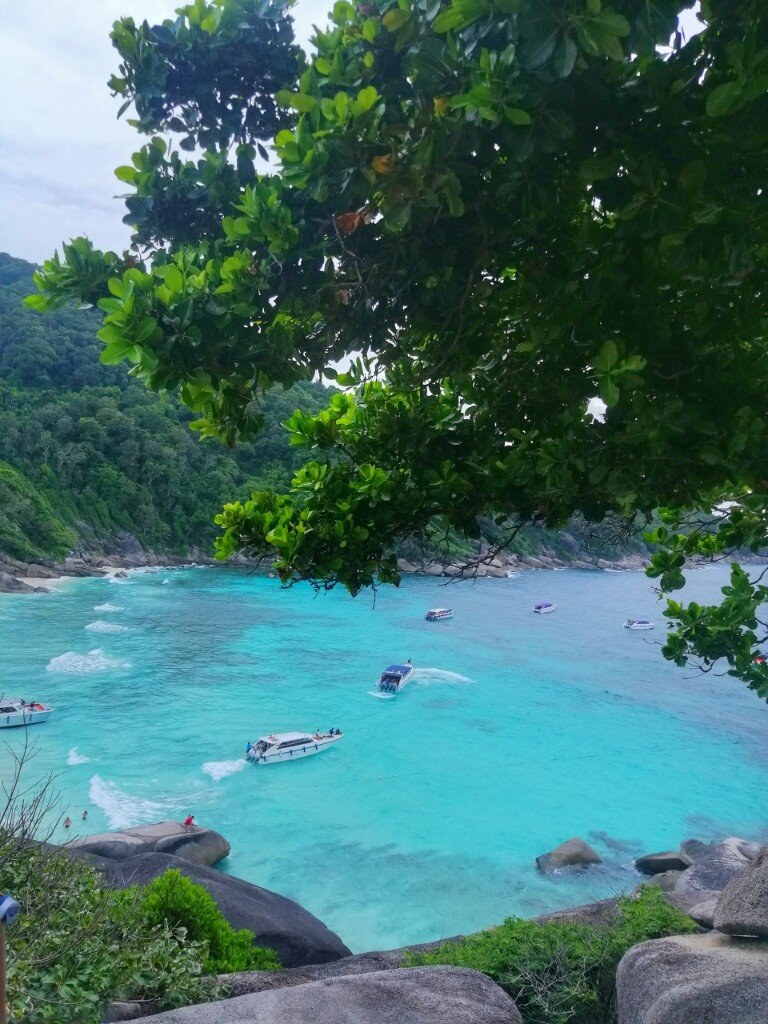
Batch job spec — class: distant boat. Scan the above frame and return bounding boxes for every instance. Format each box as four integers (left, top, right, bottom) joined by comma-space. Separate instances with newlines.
377, 663, 414, 693
425, 608, 454, 622
533, 601, 557, 614
0, 699, 53, 728
755, 652, 768, 665
624, 619, 654, 631
246, 730, 342, 765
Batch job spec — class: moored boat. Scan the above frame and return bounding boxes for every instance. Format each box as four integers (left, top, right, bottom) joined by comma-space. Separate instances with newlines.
378, 663, 414, 693
246, 730, 342, 765
425, 608, 454, 622
533, 601, 557, 614
0, 699, 54, 728
624, 619, 654, 630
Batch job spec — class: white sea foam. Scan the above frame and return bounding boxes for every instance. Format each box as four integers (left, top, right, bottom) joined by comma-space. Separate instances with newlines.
46, 649, 130, 674
85, 620, 130, 634
161, 578, 170, 585
67, 747, 91, 766
93, 603, 123, 613
89, 774, 171, 830
368, 690, 395, 699
413, 667, 473, 685
202, 759, 246, 782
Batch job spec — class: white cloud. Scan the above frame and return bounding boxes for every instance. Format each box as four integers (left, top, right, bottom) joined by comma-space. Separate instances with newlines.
0, 0, 326, 263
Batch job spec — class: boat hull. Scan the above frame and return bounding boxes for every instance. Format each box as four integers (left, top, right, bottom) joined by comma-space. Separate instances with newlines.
625, 622, 654, 630
533, 606, 556, 614
0, 709, 52, 728
247, 736, 340, 765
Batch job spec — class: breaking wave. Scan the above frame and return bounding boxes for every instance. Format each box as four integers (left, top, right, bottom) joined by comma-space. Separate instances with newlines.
85, 620, 130, 634
46, 649, 130, 674
67, 747, 90, 766
93, 603, 123, 613
89, 775, 174, 830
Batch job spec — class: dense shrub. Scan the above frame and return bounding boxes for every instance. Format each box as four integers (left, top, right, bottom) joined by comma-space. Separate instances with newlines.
139, 868, 280, 973
406, 886, 698, 1024
2, 842, 208, 1024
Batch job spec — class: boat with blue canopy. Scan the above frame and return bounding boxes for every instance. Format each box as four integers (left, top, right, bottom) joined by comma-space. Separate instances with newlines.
533, 601, 557, 614
377, 663, 414, 693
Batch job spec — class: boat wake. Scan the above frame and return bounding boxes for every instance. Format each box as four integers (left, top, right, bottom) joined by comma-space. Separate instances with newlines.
67, 747, 91, 766
368, 690, 395, 700
85, 620, 130, 634
202, 759, 246, 782
413, 667, 473, 685
93, 603, 123, 613
47, 649, 130, 674
89, 774, 177, 830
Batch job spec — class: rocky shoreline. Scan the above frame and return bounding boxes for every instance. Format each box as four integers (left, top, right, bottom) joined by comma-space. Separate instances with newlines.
398, 549, 650, 579
57, 821, 768, 1022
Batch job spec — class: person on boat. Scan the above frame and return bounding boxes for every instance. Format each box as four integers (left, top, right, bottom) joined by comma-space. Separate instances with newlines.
64, 817, 71, 829
245, 741, 252, 754
183, 814, 195, 831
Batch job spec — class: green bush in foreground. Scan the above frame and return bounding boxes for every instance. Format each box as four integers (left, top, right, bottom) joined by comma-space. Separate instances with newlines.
2, 845, 279, 1023
406, 886, 698, 1024
140, 869, 280, 974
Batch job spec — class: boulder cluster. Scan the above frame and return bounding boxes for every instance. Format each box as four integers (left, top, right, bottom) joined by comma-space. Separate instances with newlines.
620, 836, 768, 1023
77, 823, 768, 1023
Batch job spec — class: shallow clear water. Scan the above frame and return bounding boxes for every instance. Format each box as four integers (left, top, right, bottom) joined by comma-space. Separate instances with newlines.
0, 565, 766, 952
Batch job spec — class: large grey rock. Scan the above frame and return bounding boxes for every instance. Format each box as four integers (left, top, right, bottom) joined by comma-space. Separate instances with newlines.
70, 820, 230, 866
646, 870, 682, 893
423, 563, 445, 576
686, 895, 719, 929
396, 559, 417, 573
126, 966, 521, 1024
616, 931, 768, 1024
674, 838, 755, 895
635, 850, 692, 875
483, 564, 509, 578
714, 843, 768, 937
536, 837, 602, 873
105, 853, 351, 968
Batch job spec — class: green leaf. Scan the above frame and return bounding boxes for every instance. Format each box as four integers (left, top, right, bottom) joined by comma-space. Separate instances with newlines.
355, 86, 379, 113
593, 9, 630, 37
553, 34, 578, 78
594, 339, 619, 372
114, 165, 137, 184
599, 376, 620, 406
504, 107, 531, 126
706, 81, 742, 118
382, 9, 412, 31
314, 57, 332, 75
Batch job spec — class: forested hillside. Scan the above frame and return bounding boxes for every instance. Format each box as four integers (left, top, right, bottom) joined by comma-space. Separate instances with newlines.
0, 252, 330, 560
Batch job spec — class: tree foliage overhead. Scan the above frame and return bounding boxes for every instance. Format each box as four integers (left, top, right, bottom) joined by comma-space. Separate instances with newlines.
27, 0, 768, 696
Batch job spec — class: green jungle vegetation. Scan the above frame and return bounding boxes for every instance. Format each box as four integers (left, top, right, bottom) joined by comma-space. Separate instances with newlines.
28, 0, 768, 697
0, 252, 329, 560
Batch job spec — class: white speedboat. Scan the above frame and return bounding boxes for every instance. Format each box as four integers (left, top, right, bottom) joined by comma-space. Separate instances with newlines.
378, 663, 414, 693
533, 601, 557, 614
0, 699, 53, 728
246, 730, 342, 765
624, 618, 654, 630
425, 608, 453, 622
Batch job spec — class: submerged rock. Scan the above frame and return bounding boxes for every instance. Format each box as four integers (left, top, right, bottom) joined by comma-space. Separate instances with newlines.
714, 843, 768, 937
104, 852, 352, 968
616, 931, 768, 1024
126, 966, 521, 1024
70, 820, 230, 867
536, 837, 602, 873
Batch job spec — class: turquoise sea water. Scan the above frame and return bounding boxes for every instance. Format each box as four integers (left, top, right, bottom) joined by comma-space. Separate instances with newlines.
0, 565, 766, 952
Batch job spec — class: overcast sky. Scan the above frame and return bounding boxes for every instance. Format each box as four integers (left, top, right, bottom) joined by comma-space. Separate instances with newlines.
0, 0, 323, 263
1, 2, 702, 265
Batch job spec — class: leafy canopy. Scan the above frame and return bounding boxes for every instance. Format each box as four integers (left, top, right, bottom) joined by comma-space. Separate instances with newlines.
27, 0, 768, 696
